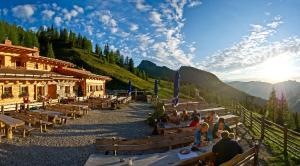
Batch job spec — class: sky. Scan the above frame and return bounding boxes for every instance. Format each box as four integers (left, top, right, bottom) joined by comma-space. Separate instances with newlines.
0, 0, 300, 83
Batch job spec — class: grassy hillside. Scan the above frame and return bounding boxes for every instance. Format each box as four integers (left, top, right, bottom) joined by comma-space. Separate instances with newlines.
53, 47, 194, 99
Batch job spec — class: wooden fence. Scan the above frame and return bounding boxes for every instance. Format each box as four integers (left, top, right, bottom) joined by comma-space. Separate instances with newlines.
230, 104, 300, 159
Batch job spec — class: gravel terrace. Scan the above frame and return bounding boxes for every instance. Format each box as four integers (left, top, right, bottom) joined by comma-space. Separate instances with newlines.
0, 102, 153, 166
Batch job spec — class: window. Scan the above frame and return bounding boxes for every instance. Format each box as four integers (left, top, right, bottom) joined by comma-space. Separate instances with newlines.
2, 86, 13, 98
90, 85, 94, 92
19, 86, 29, 97
44, 64, 48, 70
100, 85, 103, 90
65, 86, 70, 94
35, 63, 39, 69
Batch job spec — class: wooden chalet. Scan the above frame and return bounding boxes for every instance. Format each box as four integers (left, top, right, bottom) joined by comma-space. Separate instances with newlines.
0, 39, 111, 105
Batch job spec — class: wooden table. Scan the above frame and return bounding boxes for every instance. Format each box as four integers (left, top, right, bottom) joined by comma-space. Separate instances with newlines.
0, 114, 25, 139
85, 145, 214, 166
32, 109, 64, 124
68, 104, 89, 115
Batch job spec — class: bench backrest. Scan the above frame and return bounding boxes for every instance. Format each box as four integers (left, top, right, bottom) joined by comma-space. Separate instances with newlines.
96, 131, 195, 152
220, 146, 258, 166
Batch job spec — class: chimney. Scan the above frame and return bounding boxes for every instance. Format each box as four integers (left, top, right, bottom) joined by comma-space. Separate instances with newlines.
4, 39, 12, 45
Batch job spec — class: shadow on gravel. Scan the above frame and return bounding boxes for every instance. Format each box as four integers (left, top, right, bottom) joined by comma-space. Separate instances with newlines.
0, 143, 93, 166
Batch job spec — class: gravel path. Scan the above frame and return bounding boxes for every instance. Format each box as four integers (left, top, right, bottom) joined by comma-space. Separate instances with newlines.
0, 102, 153, 166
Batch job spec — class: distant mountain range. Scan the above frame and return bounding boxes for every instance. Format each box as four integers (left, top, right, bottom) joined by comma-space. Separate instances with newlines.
228, 81, 300, 112
138, 60, 266, 108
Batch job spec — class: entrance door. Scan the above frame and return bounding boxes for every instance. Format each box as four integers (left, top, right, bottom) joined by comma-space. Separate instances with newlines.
48, 85, 57, 99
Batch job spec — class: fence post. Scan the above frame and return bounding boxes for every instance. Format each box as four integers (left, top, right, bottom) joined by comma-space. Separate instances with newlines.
254, 142, 259, 166
261, 116, 265, 140
15, 103, 19, 112
243, 109, 246, 125
283, 123, 288, 158
250, 112, 253, 130
1, 105, 4, 114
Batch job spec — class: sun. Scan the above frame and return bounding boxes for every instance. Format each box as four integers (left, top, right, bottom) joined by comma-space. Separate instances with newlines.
260, 55, 294, 83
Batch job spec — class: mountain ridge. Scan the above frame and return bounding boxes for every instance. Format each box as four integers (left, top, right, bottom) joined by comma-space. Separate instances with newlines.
227, 80, 300, 112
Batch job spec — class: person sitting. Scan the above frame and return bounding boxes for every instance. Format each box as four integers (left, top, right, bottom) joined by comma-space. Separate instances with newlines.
191, 110, 199, 119
168, 110, 180, 125
212, 131, 243, 165
181, 109, 190, 121
229, 132, 235, 140
189, 116, 200, 127
193, 122, 211, 147
213, 118, 231, 139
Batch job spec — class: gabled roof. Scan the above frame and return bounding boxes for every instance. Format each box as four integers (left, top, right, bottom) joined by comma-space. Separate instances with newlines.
54, 67, 112, 80
0, 43, 38, 55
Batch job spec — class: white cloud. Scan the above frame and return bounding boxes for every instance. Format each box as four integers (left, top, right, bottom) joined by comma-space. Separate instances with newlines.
199, 16, 288, 72
188, 0, 202, 8
73, 5, 84, 13
41, 10, 55, 20
54, 16, 63, 26
96, 32, 105, 38
130, 23, 139, 31
85, 25, 93, 35
1, 8, 8, 16
149, 11, 162, 26
136, 0, 151, 11
11, 4, 35, 21
97, 11, 119, 33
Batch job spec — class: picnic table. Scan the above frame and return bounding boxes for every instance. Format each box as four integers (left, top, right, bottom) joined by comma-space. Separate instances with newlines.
85, 145, 214, 166
67, 104, 89, 115
0, 114, 25, 139
31, 109, 66, 124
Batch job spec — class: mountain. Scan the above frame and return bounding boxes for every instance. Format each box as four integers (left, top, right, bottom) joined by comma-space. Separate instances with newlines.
137, 60, 175, 81
228, 80, 300, 112
138, 60, 266, 108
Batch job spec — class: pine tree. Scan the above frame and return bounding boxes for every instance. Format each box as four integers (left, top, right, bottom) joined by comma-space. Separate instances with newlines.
128, 58, 134, 72
294, 112, 299, 132
46, 43, 55, 58
95, 44, 100, 55
267, 88, 277, 122
276, 93, 286, 125
104, 44, 109, 56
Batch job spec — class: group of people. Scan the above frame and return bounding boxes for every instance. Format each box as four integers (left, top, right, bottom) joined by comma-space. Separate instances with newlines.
193, 118, 243, 165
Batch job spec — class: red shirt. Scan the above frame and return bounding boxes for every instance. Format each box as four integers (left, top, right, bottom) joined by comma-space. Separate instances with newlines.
189, 121, 199, 127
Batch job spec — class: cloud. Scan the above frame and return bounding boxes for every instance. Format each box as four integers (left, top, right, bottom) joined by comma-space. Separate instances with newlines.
130, 23, 139, 31
188, 0, 202, 8
41, 10, 55, 20
0, 8, 8, 16
199, 16, 291, 72
98, 11, 118, 33
54, 16, 63, 26
62, 8, 78, 21
85, 25, 93, 35
136, 0, 151, 11
73, 5, 84, 13
149, 11, 162, 26
11, 4, 35, 21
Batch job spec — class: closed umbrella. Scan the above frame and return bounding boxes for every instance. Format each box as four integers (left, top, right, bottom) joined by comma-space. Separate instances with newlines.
128, 80, 132, 96
154, 80, 158, 97
172, 71, 180, 106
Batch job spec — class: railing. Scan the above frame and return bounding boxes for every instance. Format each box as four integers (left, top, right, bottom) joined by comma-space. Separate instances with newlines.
230, 104, 300, 159
0, 99, 59, 113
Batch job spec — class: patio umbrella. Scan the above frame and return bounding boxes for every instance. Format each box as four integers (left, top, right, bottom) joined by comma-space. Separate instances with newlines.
172, 71, 180, 106
154, 80, 158, 97
128, 80, 132, 96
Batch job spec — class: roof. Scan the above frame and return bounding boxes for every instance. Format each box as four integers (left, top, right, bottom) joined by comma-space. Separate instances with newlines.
24, 55, 75, 67
55, 67, 112, 80
0, 44, 38, 55
0, 67, 79, 81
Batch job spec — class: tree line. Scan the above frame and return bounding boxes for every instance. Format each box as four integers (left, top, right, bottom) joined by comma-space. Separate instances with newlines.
266, 88, 299, 131
0, 20, 148, 81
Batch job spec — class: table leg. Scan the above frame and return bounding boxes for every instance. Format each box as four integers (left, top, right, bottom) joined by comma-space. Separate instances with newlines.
5, 126, 13, 139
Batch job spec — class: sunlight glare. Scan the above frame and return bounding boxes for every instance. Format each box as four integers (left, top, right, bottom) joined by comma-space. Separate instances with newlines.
260, 55, 294, 83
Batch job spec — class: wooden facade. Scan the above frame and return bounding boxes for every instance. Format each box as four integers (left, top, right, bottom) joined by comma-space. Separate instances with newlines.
0, 40, 111, 105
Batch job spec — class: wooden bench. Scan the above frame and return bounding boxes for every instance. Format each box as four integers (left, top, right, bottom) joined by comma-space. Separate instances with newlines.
17, 125, 35, 137
220, 144, 259, 166
96, 131, 195, 155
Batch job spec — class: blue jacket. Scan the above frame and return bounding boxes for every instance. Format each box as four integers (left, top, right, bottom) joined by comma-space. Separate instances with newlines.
194, 129, 213, 146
